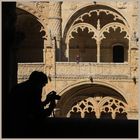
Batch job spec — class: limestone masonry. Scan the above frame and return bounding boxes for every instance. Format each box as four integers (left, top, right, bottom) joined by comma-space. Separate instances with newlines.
16, 0, 139, 119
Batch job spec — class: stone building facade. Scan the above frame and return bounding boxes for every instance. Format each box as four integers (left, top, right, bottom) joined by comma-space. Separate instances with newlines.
16, 0, 139, 120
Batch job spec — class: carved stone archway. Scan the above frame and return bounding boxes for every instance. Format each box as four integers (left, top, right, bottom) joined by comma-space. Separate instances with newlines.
16, 3, 50, 64
55, 83, 128, 119
63, 4, 130, 63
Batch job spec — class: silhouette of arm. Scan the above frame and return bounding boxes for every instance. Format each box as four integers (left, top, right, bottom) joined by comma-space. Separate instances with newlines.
42, 91, 57, 106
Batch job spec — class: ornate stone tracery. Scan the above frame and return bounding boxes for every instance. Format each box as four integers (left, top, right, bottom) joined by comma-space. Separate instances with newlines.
65, 15, 130, 62
66, 23, 97, 43
73, 9, 127, 26
67, 96, 128, 119
100, 22, 129, 40
67, 20, 129, 44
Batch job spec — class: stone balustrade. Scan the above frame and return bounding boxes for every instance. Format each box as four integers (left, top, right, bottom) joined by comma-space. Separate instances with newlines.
55, 62, 130, 79
18, 63, 45, 83
18, 62, 131, 83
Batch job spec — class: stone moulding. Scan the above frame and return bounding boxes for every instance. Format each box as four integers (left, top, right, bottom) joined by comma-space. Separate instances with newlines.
16, 2, 48, 27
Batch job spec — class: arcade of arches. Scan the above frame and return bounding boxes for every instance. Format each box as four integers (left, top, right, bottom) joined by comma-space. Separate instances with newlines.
16, 1, 138, 120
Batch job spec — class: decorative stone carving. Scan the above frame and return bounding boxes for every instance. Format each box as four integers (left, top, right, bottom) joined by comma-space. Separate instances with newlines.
130, 48, 138, 79
16, 2, 48, 27
70, 3, 78, 11
35, 2, 44, 12
48, 1, 62, 61
131, 32, 139, 46
66, 23, 97, 42
16, 1, 138, 120
116, 2, 127, 9
133, 1, 139, 9
35, 2, 45, 12
49, 2, 62, 18
55, 62, 130, 79
50, 20, 62, 39
100, 97, 128, 119
18, 63, 45, 83
74, 9, 127, 25
100, 22, 129, 40
67, 96, 128, 119
49, 1, 62, 38
40, 26, 48, 40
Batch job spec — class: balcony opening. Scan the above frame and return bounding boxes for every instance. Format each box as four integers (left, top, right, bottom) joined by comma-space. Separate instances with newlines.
113, 45, 124, 63
16, 8, 44, 63
69, 27, 97, 62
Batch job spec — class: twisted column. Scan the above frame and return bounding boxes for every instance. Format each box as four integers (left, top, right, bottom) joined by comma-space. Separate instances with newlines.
49, 1, 62, 61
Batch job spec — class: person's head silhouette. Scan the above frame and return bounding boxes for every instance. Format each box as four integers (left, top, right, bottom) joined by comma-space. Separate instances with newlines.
29, 71, 48, 87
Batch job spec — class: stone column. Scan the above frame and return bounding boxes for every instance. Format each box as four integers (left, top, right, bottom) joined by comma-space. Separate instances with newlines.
66, 42, 69, 61
49, 1, 62, 61
132, 1, 139, 33
130, 0, 138, 75
97, 40, 101, 63
96, 19, 101, 63
130, 32, 138, 79
44, 30, 56, 90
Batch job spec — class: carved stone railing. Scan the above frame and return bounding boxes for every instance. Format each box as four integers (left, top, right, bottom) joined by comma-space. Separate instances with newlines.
18, 62, 131, 83
55, 62, 131, 79
18, 63, 45, 83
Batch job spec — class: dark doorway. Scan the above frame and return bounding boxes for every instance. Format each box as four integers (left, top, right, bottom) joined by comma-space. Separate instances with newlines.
113, 45, 124, 63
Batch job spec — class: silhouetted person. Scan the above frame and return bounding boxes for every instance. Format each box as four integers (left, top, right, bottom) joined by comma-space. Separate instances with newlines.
8, 71, 60, 137
44, 90, 61, 117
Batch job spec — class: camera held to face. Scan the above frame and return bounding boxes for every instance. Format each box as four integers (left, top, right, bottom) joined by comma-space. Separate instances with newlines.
47, 91, 61, 101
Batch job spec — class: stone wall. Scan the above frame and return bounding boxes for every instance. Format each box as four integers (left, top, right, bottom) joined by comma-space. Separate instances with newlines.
16, 0, 139, 119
